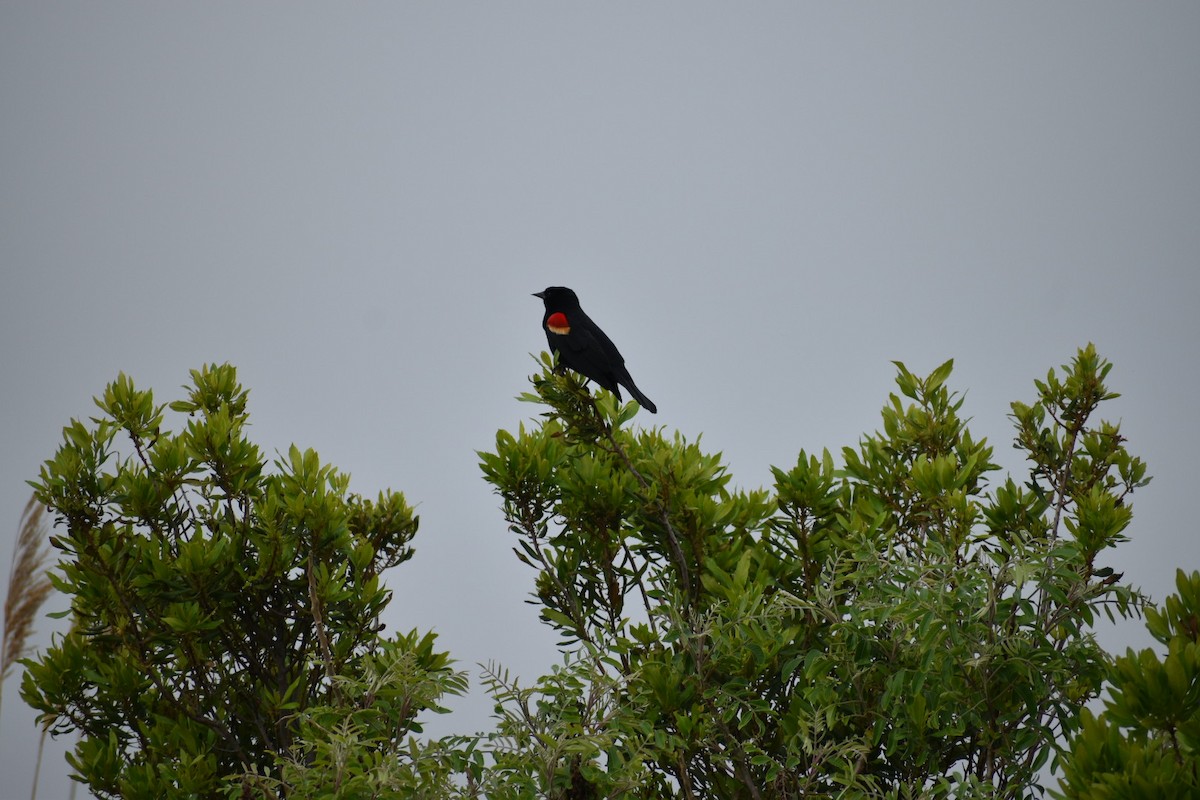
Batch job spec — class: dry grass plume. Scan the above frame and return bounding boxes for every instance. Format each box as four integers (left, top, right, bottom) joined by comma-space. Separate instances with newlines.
1, 493, 55, 720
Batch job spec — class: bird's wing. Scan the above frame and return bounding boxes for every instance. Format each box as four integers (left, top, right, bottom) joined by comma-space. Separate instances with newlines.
563, 324, 602, 353
570, 311, 623, 361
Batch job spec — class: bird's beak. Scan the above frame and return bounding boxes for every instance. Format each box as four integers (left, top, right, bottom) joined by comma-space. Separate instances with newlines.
532, 291, 545, 299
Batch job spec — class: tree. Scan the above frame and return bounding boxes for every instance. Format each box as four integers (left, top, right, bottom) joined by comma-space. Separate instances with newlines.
18, 347, 1156, 799
1055, 568, 1200, 798
21, 364, 465, 799
477, 345, 1149, 798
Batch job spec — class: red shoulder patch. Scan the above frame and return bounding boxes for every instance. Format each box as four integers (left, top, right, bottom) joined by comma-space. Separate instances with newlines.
546, 312, 570, 335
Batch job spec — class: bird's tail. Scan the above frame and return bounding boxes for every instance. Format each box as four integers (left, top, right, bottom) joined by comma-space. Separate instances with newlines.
623, 380, 657, 414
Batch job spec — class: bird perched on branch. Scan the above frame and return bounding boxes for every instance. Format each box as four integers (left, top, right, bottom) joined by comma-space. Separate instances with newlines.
533, 286, 657, 414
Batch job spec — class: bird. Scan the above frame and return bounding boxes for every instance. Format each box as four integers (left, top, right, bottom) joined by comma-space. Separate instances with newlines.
533, 286, 657, 414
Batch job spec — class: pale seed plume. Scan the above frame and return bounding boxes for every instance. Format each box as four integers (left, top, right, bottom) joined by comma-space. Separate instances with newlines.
1, 493, 56, 720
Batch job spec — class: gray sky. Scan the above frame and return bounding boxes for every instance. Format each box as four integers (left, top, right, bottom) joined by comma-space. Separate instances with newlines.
3, 4, 1198, 796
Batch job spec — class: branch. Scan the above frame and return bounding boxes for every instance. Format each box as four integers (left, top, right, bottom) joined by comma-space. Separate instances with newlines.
589, 397, 693, 603
307, 551, 336, 684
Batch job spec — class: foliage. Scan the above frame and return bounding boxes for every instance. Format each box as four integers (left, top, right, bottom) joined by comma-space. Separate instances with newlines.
237, 628, 472, 800
467, 654, 665, 799
478, 345, 1149, 798
16, 347, 1158, 799
1055, 568, 1200, 798
21, 364, 462, 799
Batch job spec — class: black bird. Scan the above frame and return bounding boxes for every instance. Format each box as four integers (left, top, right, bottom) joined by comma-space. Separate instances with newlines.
533, 286, 657, 413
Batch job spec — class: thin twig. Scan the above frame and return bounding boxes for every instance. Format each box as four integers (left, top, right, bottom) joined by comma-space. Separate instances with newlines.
515, 507, 597, 650
1037, 411, 1083, 622
307, 552, 336, 683
620, 541, 659, 639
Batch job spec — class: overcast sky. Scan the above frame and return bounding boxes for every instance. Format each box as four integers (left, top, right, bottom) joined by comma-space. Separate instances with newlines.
3, 4, 1198, 796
